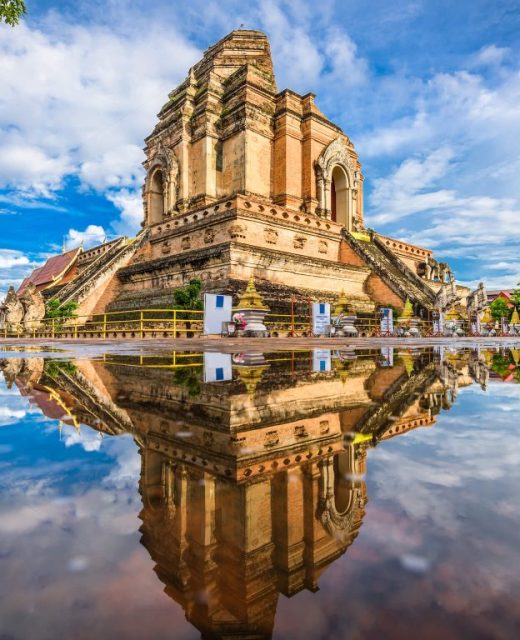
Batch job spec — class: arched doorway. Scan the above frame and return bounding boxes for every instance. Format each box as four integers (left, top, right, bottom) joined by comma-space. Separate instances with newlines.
149, 169, 165, 224
331, 165, 349, 229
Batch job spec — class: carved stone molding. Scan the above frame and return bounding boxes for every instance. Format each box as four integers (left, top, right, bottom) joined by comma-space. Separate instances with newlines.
181, 236, 191, 250
318, 240, 328, 254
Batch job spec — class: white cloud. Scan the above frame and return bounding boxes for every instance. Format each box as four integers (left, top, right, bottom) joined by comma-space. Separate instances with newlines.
471, 44, 510, 68
0, 250, 29, 270
0, 406, 27, 426
64, 224, 107, 250
0, 249, 37, 300
107, 189, 143, 236
63, 427, 104, 452
0, 17, 199, 229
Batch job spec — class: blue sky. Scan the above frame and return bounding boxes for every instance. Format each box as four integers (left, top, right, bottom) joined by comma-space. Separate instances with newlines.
1, 0, 520, 298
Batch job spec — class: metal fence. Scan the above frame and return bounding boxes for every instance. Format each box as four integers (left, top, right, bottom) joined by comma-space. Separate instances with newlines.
1, 308, 512, 339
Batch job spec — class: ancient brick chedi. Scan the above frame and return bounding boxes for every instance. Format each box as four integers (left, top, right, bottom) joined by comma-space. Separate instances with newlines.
3, 30, 468, 317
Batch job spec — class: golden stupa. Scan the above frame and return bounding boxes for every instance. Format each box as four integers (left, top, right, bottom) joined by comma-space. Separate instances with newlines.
235, 276, 269, 310
333, 290, 349, 315
398, 298, 415, 322
480, 307, 493, 324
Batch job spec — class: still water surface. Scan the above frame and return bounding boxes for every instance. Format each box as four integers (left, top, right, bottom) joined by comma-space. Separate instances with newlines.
0, 347, 519, 639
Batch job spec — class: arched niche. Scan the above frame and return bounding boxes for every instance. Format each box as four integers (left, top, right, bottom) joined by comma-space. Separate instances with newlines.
315, 138, 359, 231
331, 165, 349, 227
148, 168, 165, 225
144, 142, 180, 226
317, 448, 367, 544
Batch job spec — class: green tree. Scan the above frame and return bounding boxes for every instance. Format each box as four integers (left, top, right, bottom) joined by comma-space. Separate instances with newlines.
173, 278, 203, 310
512, 283, 520, 308
45, 299, 78, 319
0, 0, 26, 26
172, 367, 202, 397
489, 297, 511, 322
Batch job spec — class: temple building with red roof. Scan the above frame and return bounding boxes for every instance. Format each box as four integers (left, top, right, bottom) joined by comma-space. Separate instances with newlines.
17, 247, 81, 296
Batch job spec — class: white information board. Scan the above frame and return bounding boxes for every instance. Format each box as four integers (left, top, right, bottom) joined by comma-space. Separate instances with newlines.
312, 302, 331, 336
203, 293, 232, 335
313, 349, 331, 372
380, 308, 394, 335
433, 312, 444, 335
380, 347, 394, 367
204, 352, 232, 382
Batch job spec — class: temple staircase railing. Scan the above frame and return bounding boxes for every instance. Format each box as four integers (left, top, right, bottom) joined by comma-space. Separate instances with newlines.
341, 229, 436, 311
54, 229, 149, 307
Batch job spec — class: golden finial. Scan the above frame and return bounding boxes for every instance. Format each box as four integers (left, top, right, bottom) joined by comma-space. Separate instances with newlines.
445, 306, 460, 321
400, 352, 414, 377
235, 276, 269, 310
400, 298, 414, 320
237, 365, 268, 396
481, 307, 492, 324
334, 290, 349, 315
511, 349, 520, 365
511, 307, 520, 325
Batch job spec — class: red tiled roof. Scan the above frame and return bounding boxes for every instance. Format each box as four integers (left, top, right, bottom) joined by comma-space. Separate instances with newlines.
17, 248, 81, 295
487, 290, 513, 298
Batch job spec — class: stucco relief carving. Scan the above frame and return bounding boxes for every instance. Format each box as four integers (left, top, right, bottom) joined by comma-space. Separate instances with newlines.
316, 137, 355, 177
318, 240, 328, 254
294, 235, 307, 249
264, 430, 279, 448
204, 228, 215, 244
228, 223, 246, 240
161, 241, 171, 255
264, 227, 278, 245
3, 287, 24, 331
181, 236, 191, 250
20, 284, 45, 331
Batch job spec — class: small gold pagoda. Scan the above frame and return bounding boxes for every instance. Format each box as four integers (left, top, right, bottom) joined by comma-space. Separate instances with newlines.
233, 277, 270, 336
235, 276, 269, 310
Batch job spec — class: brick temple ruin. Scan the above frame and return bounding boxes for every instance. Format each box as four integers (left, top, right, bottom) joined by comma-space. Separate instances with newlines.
2, 30, 469, 321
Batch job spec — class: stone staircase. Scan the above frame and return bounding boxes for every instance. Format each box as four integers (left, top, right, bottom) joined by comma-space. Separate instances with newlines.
53, 229, 149, 308
342, 230, 436, 310
356, 362, 439, 437
49, 366, 134, 435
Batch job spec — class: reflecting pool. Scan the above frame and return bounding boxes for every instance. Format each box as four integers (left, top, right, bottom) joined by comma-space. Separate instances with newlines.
0, 347, 519, 639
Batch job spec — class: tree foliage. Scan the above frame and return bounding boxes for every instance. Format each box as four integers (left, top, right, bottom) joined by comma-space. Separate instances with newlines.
512, 283, 520, 308
172, 367, 202, 397
489, 297, 511, 321
45, 299, 78, 319
173, 279, 203, 310
0, 0, 26, 26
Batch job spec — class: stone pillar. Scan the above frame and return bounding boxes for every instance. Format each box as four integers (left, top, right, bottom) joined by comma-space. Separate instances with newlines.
317, 175, 325, 217
323, 178, 331, 219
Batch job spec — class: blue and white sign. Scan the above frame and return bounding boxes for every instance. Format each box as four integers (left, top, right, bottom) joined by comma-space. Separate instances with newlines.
203, 293, 233, 334
433, 312, 444, 335
312, 302, 331, 336
313, 349, 331, 372
380, 347, 394, 367
380, 308, 394, 335
204, 352, 232, 382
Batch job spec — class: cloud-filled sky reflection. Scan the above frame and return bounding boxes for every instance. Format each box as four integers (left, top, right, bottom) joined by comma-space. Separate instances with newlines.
0, 349, 519, 639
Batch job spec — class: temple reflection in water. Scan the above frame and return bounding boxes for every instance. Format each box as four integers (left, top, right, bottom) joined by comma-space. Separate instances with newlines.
1, 346, 516, 639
